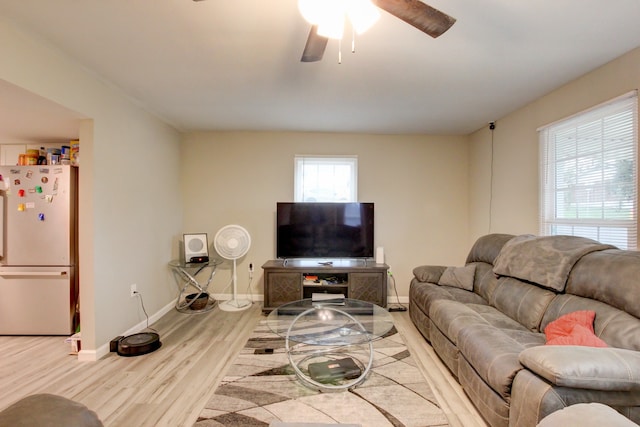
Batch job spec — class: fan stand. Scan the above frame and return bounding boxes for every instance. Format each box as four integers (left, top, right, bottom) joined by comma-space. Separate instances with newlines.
219, 258, 251, 312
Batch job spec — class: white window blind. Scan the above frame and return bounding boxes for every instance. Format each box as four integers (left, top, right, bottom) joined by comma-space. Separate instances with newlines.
539, 91, 638, 250
294, 155, 358, 202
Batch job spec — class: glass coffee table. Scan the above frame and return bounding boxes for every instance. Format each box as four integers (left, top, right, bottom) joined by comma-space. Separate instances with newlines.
266, 298, 394, 391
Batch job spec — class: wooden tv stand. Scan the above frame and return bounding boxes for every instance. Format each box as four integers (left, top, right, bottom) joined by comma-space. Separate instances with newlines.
261, 259, 389, 312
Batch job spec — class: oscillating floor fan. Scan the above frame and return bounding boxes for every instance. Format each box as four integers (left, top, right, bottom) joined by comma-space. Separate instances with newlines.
214, 224, 252, 312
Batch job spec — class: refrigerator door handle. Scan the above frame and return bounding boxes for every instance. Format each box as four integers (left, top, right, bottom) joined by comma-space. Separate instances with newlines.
0, 271, 68, 277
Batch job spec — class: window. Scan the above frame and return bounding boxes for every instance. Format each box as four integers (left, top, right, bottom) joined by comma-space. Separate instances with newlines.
539, 91, 638, 250
294, 155, 357, 202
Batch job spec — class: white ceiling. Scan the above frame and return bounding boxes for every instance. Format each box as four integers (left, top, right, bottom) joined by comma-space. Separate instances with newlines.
1, 0, 640, 138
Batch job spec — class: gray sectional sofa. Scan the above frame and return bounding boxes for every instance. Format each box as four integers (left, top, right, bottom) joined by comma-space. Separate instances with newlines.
409, 233, 640, 427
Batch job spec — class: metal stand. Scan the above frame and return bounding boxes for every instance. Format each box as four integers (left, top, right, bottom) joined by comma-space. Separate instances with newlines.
169, 260, 220, 313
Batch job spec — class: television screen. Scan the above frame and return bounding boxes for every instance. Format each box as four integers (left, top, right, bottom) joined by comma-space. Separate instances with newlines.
276, 202, 374, 259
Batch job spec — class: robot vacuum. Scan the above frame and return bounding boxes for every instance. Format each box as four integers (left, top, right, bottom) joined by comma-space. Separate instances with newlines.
116, 332, 162, 357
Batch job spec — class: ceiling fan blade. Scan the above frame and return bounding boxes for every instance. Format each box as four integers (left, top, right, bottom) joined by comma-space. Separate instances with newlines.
301, 26, 329, 62
372, 0, 456, 38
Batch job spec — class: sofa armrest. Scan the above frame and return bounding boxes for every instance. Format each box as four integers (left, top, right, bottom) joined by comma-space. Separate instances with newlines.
412, 265, 447, 283
519, 346, 640, 391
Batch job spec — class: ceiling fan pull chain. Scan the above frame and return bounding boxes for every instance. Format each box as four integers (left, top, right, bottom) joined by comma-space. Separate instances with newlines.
352, 28, 356, 53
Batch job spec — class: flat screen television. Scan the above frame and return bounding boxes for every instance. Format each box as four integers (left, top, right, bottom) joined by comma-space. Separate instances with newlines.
276, 202, 374, 259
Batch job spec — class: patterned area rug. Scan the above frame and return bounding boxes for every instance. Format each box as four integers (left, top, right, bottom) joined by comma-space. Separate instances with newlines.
195, 319, 449, 427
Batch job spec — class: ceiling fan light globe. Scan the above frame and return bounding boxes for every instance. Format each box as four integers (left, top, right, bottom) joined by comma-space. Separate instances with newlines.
298, 0, 322, 25
317, 13, 345, 39
298, 0, 343, 25
346, 0, 380, 34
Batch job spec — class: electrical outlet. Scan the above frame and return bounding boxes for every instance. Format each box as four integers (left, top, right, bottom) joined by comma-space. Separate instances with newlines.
130, 283, 137, 298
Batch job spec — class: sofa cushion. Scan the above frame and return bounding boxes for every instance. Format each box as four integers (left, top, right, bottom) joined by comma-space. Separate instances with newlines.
429, 300, 529, 346
412, 265, 447, 283
409, 280, 487, 323
567, 249, 640, 319
470, 262, 500, 304
491, 277, 557, 332
493, 234, 614, 292
465, 233, 515, 265
438, 264, 476, 291
457, 323, 545, 400
429, 301, 489, 346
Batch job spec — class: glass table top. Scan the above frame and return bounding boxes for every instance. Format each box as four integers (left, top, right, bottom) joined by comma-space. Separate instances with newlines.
168, 259, 221, 268
266, 298, 394, 346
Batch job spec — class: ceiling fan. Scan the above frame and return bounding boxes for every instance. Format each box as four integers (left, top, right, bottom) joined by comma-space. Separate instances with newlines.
301, 0, 456, 62
192, 0, 456, 63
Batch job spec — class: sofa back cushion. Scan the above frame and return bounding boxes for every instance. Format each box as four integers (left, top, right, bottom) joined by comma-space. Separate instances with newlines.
567, 249, 640, 319
541, 294, 640, 351
470, 261, 500, 303
464, 233, 515, 303
491, 277, 557, 332
492, 235, 614, 292
465, 233, 515, 265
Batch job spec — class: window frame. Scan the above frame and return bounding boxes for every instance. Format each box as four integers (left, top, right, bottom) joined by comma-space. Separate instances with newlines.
538, 91, 638, 250
294, 155, 358, 203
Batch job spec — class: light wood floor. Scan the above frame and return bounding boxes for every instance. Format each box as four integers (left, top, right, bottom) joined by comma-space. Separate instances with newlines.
0, 303, 486, 427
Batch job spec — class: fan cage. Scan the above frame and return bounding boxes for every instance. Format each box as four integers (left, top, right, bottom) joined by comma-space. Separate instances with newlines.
214, 225, 251, 260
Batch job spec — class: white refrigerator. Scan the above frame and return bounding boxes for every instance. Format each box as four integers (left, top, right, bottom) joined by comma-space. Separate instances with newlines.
0, 165, 78, 335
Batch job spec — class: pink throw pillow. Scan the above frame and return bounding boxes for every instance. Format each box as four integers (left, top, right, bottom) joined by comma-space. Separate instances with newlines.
546, 324, 608, 347
544, 310, 608, 348
544, 310, 596, 341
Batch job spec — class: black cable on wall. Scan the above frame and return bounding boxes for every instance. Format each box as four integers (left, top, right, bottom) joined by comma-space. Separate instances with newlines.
488, 121, 496, 234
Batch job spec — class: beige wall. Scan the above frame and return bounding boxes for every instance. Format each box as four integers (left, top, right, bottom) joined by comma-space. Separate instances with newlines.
0, 19, 183, 356
181, 131, 470, 300
468, 46, 640, 245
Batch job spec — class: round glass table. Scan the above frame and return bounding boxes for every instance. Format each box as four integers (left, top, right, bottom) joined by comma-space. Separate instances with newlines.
266, 298, 394, 391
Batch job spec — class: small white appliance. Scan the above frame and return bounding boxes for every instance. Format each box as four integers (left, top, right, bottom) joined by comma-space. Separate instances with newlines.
183, 233, 209, 263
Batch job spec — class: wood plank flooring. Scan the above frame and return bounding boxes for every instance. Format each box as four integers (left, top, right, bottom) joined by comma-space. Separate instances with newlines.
0, 303, 486, 427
